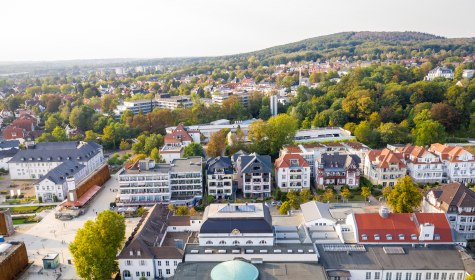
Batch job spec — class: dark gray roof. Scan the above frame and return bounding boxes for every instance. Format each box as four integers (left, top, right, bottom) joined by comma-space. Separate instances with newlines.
172, 262, 328, 280
206, 156, 233, 174
36, 160, 85, 185
239, 153, 272, 174
231, 150, 248, 162
0, 140, 20, 149
319, 153, 360, 171
317, 244, 466, 271
9, 141, 102, 163
0, 148, 19, 159
200, 204, 273, 234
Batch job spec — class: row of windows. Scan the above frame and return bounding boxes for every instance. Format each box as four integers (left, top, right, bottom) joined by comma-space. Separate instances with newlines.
205, 240, 268, 245
363, 272, 464, 280
125, 260, 178, 266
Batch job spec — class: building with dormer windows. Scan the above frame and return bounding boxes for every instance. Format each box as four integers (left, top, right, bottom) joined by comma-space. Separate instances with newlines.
235, 153, 272, 198
206, 156, 233, 199
275, 153, 311, 192
316, 153, 360, 189
429, 144, 475, 184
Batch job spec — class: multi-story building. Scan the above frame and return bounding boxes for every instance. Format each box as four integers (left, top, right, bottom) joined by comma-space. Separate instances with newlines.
118, 204, 189, 279
118, 157, 203, 205
423, 182, 475, 240
34, 160, 87, 202
8, 141, 104, 180
316, 153, 360, 189
429, 143, 475, 184
294, 127, 355, 143
399, 145, 444, 184
274, 153, 311, 192
163, 123, 200, 147
206, 156, 233, 199
115, 99, 155, 115
155, 93, 193, 110
211, 91, 249, 107
426, 66, 454, 81
364, 149, 407, 187
114, 94, 193, 116
235, 153, 272, 198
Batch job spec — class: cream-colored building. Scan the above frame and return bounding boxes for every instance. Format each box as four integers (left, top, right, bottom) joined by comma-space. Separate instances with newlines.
364, 149, 407, 187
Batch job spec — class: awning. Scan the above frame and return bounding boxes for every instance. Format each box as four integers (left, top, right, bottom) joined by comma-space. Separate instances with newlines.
61, 185, 101, 207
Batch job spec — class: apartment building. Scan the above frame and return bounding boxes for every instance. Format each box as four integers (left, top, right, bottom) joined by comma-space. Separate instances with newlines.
294, 127, 356, 143
364, 149, 407, 187
429, 143, 475, 184
316, 153, 360, 189
8, 141, 104, 180
423, 182, 475, 240
399, 145, 444, 184
118, 157, 203, 205
426, 66, 454, 81
206, 156, 233, 199
235, 153, 272, 198
114, 94, 193, 115
274, 153, 311, 192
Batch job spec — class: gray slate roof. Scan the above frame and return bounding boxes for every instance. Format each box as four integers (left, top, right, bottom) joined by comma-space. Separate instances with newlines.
36, 160, 85, 185
0, 148, 19, 159
239, 153, 272, 174
317, 244, 466, 271
0, 140, 20, 149
9, 141, 102, 163
231, 150, 248, 162
206, 156, 233, 174
319, 153, 360, 171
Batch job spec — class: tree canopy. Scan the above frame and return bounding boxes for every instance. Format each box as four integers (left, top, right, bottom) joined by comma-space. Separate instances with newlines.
386, 176, 423, 213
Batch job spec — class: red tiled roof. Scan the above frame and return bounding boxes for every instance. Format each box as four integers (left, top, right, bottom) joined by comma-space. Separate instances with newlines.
354, 212, 452, 243
2, 126, 25, 140
275, 153, 309, 169
164, 123, 193, 144
367, 149, 406, 169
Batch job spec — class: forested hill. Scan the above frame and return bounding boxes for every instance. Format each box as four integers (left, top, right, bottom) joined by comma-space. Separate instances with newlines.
232, 31, 475, 65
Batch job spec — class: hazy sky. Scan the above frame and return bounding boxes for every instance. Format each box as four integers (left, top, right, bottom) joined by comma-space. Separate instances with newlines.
1, 0, 474, 61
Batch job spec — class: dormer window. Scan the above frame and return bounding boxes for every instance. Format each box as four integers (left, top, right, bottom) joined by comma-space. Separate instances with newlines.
374, 234, 380, 240
386, 234, 392, 240
434, 234, 440, 240
129, 251, 133, 256
411, 234, 417, 240
361, 234, 368, 240
398, 234, 405, 240
137, 250, 141, 256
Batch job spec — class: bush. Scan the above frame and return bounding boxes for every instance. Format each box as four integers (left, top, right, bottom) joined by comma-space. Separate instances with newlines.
5, 195, 10, 199
19, 194, 24, 199
38, 196, 43, 203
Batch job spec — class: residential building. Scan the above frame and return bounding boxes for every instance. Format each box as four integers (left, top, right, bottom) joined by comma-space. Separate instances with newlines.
462, 69, 474, 79
118, 204, 187, 280
0, 148, 18, 170
423, 182, 475, 240
399, 145, 444, 183
118, 157, 203, 205
163, 123, 200, 147
114, 94, 193, 116
8, 141, 104, 180
198, 203, 274, 247
155, 93, 193, 110
426, 66, 454, 80
316, 153, 360, 189
114, 99, 155, 115
160, 145, 184, 164
364, 149, 407, 187
274, 153, 311, 192
2, 125, 26, 141
235, 153, 272, 198
206, 156, 233, 199
294, 127, 355, 143
211, 91, 249, 107
34, 160, 87, 202
429, 143, 475, 183
0, 140, 20, 150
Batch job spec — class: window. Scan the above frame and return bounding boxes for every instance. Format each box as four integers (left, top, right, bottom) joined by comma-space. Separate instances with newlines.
146, 272, 150, 277
158, 269, 162, 277
374, 234, 380, 240
441, 273, 447, 280
396, 272, 402, 280
232, 240, 240, 245
399, 234, 405, 240
136, 272, 140, 277
174, 261, 178, 266
126, 260, 131, 266
219, 240, 226, 245
411, 234, 418, 240
206, 241, 213, 245
362, 234, 368, 240
434, 273, 439, 280
375, 272, 381, 279
406, 273, 412, 280
166, 261, 170, 266
246, 240, 253, 245
140, 260, 145, 266
448, 273, 454, 280
416, 273, 422, 280
386, 272, 392, 280
259, 240, 267, 244
366, 272, 371, 279
457, 273, 463, 280
141, 272, 145, 276
157, 261, 161, 266
426, 273, 431, 280
386, 234, 393, 240
123, 270, 131, 277
166, 269, 171, 275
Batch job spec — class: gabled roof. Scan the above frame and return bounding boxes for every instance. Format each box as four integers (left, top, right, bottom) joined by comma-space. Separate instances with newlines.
275, 153, 309, 169
206, 156, 233, 174
300, 201, 336, 224
231, 150, 248, 162
354, 212, 452, 243
430, 182, 475, 212
239, 153, 272, 174
36, 160, 85, 185
367, 149, 406, 169
164, 123, 194, 144
429, 143, 475, 162
319, 153, 359, 171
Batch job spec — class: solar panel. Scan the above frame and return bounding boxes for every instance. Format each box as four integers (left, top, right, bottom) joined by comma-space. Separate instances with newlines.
383, 247, 405, 254
219, 204, 256, 213
322, 244, 366, 252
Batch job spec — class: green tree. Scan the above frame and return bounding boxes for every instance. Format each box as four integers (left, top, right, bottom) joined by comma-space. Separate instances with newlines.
175, 206, 190, 216
300, 189, 312, 203
150, 147, 161, 163
69, 211, 125, 280
45, 114, 62, 132
279, 201, 291, 215
286, 190, 301, 209
361, 186, 371, 202
52, 126, 67, 141
412, 120, 446, 146
207, 129, 229, 157
266, 114, 298, 156
183, 142, 205, 158
340, 187, 351, 202
84, 130, 99, 142
119, 139, 131, 150
387, 176, 423, 213
323, 188, 334, 202
69, 105, 96, 131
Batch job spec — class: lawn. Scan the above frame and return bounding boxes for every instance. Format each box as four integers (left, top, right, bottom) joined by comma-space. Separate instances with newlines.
2, 205, 55, 214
